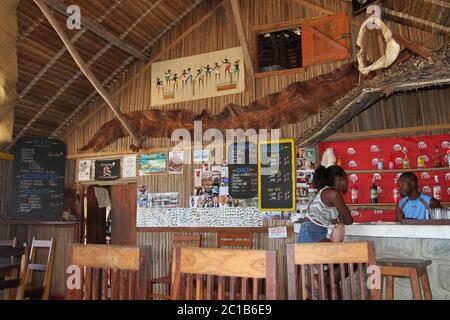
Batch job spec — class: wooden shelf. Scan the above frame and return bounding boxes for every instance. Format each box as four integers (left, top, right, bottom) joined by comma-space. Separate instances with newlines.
347, 167, 450, 174
348, 202, 450, 209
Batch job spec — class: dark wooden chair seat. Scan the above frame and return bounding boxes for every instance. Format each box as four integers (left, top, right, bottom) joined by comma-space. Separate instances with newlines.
377, 258, 432, 300
0, 244, 29, 300
377, 258, 432, 269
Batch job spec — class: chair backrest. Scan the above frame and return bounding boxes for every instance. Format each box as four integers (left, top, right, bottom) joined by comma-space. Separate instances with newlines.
286, 242, 379, 300
0, 238, 17, 247
65, 244, 151, 300
0, 243, 29, 300
217, 232, 252, 249
25, 237, 55, 300
171, 247, 277, 300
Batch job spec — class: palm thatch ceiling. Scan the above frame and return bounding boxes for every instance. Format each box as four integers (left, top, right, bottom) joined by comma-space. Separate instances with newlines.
9, 0, 450, 148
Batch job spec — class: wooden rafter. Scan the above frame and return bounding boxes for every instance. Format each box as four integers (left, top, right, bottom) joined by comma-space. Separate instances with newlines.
42, 0, 149, 61
33, 0, 142, 149
423, 0, 450, 10
58, 0, 225, 140
229, 0, 255, 76
383, 7, 450, 34
7, 0, 166, 149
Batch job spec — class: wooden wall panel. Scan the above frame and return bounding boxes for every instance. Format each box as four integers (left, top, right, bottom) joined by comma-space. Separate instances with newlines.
0, 159, 13, 216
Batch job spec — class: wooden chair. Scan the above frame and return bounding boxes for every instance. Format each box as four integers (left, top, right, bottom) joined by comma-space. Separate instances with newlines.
286, 242, 380, 300
23, 238, 55, 300
377, 258, 432, 300
65, 244, 151, 300
217, 232, 252, 249
0, 243, 29, 300
0, 238, 17, 247
170, 247, 277, 300
149, 234, 201, 300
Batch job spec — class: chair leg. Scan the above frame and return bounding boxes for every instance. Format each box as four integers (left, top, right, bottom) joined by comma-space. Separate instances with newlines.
386, 276, 394, 300
410, 269, 423, 300
419, 268, 432, 300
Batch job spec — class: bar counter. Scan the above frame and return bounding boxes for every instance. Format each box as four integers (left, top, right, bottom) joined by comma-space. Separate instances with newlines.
345, 222, 450, 299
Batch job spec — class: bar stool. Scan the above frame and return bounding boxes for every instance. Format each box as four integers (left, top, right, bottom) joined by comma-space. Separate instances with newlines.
377, 258, 432, 300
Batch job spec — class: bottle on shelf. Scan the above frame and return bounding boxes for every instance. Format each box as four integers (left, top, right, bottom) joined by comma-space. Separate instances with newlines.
370, 180, 378, 204
402, 147, 411, 169
433, 175, 442, 201
388, 155, 395, 170
393, 178, 400, 203
377, 158, 384, 170
446, 146, 450, 167
336, 156, 343, 167
351, 181, 359, 204
433, 146, 443, 168
417, 155, 426, 168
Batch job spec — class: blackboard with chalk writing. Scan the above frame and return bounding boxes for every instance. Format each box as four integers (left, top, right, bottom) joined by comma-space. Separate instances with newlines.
10, 138, 66, 220
258, 139, 295, 211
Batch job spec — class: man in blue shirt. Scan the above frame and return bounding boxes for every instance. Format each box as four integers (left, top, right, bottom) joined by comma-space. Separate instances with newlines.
396, 172, 443, 221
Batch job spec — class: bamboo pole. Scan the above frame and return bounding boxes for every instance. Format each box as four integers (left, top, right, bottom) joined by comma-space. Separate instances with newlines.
33, 0, 142, 150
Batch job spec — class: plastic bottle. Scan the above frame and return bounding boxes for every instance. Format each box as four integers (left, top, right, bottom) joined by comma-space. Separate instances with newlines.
370, 182, 378, 204
393, 179, 400, 203
388, 155, 395, 170
351, 181, 359, 204
433, 175, 442, 201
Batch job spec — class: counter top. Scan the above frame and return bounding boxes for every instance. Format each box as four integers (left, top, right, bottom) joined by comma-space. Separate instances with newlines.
346, 223, 450, 240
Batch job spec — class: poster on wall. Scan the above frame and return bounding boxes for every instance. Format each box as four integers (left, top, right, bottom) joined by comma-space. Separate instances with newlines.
168, 151, 184, 174
151, 47, 245, 106
139, 153, 167, 174
147, 192, 179, 208
95, 159, 121, 181
122, 155, 137, 178
78, 159, 92, 181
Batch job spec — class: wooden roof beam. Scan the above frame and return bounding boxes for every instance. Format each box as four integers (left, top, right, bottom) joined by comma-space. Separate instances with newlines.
423, 0, 450, 10
229, 0, 255, 76
383, 7, 450, 34
42, 0, 149, 61
33, 0, 142, 150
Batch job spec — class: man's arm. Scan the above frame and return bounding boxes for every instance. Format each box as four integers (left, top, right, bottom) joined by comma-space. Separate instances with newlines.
396, 204, 405, 222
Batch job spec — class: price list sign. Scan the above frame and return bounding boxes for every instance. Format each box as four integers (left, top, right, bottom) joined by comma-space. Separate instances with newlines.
10, 138, 66, 220
228, 142, 258, 199
258, 139, 295, 211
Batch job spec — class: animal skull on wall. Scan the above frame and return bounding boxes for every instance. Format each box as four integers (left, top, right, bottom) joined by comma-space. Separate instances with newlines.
356, 17, 401, 75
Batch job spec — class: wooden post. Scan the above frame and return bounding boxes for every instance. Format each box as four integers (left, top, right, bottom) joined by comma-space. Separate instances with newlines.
33, 0, 142, 150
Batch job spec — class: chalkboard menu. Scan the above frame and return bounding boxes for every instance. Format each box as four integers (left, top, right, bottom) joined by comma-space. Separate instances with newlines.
10, 138, 66, 220
228, 142, 258, 199
258, 139, 295, 211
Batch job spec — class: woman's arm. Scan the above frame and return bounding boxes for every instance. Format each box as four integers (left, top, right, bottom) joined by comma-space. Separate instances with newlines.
430, 198, 443, 209
322, 188, 353, 225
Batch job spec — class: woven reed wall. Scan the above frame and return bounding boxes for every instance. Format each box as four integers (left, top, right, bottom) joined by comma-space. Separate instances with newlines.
7, 0, 449, 300
64, 0, 447, 155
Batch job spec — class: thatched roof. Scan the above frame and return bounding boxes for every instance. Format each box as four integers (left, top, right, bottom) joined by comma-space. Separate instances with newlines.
299, 43, 450, 146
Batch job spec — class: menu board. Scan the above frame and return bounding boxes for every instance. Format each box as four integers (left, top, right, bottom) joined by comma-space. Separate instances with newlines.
10, 138, 66, 220
228, 142, 258, 199
258, 139, 295, 211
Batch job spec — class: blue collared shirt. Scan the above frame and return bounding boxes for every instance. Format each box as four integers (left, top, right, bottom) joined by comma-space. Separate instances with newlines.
399, 193, 432, 220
